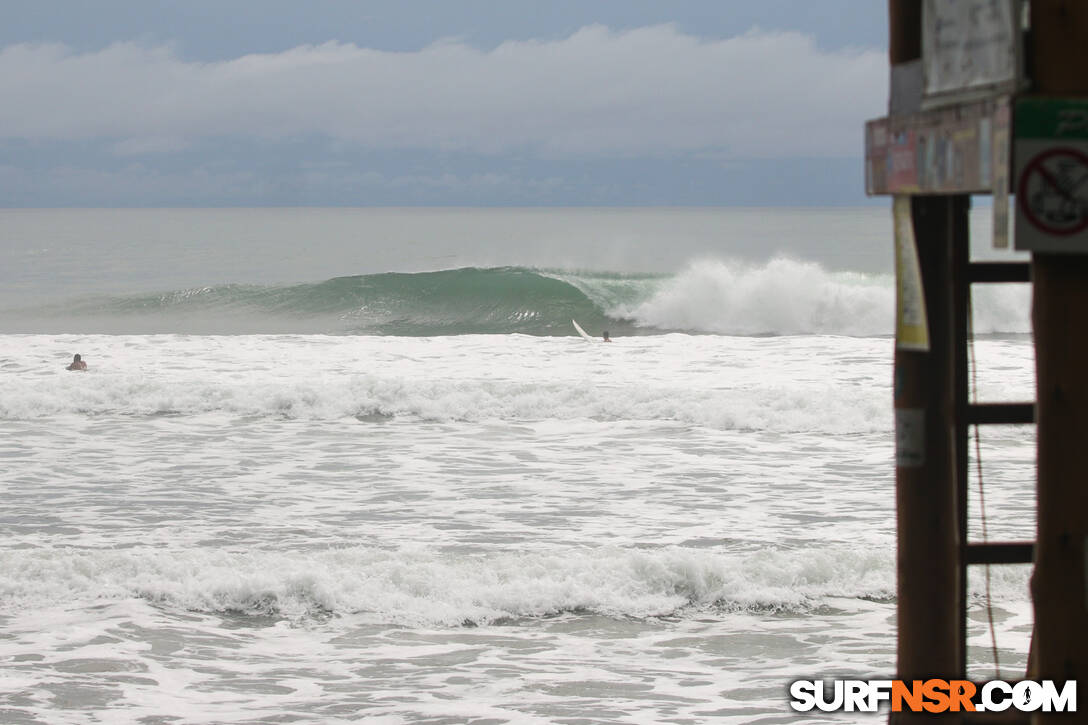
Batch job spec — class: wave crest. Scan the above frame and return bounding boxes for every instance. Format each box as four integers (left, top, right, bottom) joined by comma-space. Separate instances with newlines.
1, 545, 904, 625
0, 372, 891, 433
1, 261, 1031, 336
616, 258, 894, 336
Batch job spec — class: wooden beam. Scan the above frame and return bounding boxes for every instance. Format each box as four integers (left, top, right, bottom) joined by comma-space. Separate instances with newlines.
1031, 0, 1088, 94
889, 0, 922, 64
1028, 3, 1088, 718
1030, 254, 1088, 707
893, 196, 964, 717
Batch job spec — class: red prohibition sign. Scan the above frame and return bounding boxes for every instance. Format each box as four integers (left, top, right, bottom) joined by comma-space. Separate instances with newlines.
1018, 147, 1088, 236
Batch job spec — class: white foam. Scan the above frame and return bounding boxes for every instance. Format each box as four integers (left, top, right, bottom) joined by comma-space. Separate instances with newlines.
972, 284, 1032, 334
1, 544, 1034, 628
1, 332, 900, 432
609, 257, 1031, 335
0, 545, 903, 625
3, 331, 1033, 432
0, 371, 892, 433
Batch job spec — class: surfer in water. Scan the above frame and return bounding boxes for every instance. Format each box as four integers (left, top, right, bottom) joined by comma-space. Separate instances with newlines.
66, 354, 88, 371
602, 331, 611, 342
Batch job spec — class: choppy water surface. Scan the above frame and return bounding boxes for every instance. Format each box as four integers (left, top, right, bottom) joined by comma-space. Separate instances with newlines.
1, 332, 1035, 724
0, 208, 1036, 723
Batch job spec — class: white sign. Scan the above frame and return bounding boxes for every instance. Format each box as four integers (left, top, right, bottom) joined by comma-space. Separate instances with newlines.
923, 0, 1020, 102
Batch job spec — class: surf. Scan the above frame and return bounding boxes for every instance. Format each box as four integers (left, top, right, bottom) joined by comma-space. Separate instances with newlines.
0, 260, 1030, 336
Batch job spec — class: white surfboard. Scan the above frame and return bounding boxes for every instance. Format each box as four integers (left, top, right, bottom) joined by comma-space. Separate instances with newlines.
572, 319, 595, 342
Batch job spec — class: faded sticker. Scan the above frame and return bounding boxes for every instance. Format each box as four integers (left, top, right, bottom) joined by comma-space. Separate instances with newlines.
896, 408, 926, 468
894, 196, 930, 351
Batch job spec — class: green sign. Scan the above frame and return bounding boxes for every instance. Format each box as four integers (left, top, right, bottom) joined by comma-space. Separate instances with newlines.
1015, 98, 1088, 140
1014, 98, 1088, 252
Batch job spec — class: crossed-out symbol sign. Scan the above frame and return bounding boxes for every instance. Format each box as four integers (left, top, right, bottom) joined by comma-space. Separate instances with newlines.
1018, 147, 1088, 236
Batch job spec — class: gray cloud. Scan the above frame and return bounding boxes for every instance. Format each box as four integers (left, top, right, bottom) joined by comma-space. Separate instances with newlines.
0, 25, 885, 159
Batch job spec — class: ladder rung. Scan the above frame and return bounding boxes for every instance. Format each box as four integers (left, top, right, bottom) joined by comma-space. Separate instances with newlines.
965, 542, 1035, 565
966, 402, 1035, 425
967, 262, 1031, 284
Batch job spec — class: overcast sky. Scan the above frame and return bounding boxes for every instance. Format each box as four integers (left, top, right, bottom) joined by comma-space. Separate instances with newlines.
0, 1, 888, 207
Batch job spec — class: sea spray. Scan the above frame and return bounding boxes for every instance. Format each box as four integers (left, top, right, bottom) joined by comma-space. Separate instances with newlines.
614, 258, 894, 336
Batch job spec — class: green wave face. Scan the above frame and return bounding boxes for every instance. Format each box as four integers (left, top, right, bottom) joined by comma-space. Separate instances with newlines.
332, 267, 622, 335
34, 267, 664, 336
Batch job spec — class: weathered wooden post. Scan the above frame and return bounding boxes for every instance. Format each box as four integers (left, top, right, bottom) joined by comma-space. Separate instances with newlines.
1019, 3, 1088, 719
869, 2, 1040, 721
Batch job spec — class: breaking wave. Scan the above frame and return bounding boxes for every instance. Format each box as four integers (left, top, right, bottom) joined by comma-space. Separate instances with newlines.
0, 371, 890, 433
0, 260, 1034, 336
0, 545, 897, 625
0, 544, 1032, 626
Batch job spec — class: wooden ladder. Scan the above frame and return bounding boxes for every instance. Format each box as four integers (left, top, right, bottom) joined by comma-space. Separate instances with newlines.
951, 249, 1035, 679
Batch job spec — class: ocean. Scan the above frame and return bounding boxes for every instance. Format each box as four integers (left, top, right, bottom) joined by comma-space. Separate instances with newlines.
0, 208, 1036, 723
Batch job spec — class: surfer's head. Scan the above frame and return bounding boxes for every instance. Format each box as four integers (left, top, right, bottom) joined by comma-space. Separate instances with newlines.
73, 354, 81, 362
602, 331, 611, 342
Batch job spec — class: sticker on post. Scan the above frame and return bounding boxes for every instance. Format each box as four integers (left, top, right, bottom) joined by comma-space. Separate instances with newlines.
992, 102, 1011, 249
893, 196, 930, 351
896, 408, 926, 468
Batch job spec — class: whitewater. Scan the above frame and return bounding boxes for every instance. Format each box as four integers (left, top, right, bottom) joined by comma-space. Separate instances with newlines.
0, 207, 1036, 724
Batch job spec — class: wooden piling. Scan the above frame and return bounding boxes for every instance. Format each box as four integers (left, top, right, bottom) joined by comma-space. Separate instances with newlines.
892, 196, 967, 723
